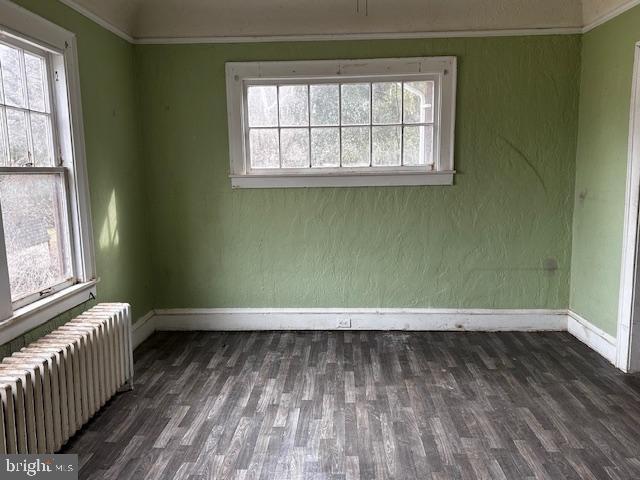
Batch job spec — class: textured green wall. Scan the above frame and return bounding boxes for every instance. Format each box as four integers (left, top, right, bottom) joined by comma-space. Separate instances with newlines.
0, 0, 153, 357
0, 3, 597, 352
570, 5, 640, 336
137, 36, 581, 309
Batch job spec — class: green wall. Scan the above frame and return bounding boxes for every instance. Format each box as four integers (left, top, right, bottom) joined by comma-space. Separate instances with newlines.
10, 0, 638, 350
570, 5, 640, 336
0, 0, 153, 357
137, 36, 581, 309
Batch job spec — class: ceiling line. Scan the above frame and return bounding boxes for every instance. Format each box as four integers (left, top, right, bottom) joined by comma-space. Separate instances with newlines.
582, 0, 640, 32
56, 0, 134, 42
133, 27, 583, 45
49, 0, 640, 44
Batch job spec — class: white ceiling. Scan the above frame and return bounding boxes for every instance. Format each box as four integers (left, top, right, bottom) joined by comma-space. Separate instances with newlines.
582, 0, 634, 24
60, 0, 635, 40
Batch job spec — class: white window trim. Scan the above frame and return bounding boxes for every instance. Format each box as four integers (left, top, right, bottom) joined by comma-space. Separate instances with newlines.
0, 0, 96, 344
226, 56, 457, 188
0, 280, 96, 345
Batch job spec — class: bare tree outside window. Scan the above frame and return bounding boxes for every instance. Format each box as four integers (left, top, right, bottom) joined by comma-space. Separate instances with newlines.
0, 41, 73, 305
246, 80, 435, 170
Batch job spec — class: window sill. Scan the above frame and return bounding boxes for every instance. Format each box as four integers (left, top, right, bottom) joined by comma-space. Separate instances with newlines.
0, 280, 97, 345
231, 171, 455, 189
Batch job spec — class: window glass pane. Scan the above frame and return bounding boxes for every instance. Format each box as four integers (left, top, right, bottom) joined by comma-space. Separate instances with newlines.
249, 128, 279, 168
279, 85, 308, 127
30, 113, 53, 166
0, 174, 72, 302
243, 77, 440, 172
24, 52, 48, 113
341, 83, 370, 125
341, 127, 370, 167
0, 107, 8, 165
403, 125, 434, 166
0, 44, 26, 108
311, 127, 339, 167
403, 81, 435, 124
281, 128, 309, 168
6, 108, 30, 166
372, 126, 401, 166
247, 86, 278, 127
372, 82, 401, 125
310, 84, 339, 126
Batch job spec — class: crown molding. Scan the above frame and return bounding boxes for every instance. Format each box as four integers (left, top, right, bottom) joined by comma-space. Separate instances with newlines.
582, 0, 640, 32
56, 0, 134, 43
49, 0, 640, 44
134, 27, 583, 45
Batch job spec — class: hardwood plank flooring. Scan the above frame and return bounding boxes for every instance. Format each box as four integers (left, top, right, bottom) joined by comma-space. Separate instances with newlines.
62, 331, 640, 479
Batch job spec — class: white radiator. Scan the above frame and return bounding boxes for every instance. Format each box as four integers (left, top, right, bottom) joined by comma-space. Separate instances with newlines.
0, 303, 133, 454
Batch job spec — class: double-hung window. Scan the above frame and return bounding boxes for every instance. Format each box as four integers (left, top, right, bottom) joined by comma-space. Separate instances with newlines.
0, 2, 96, 341
226, 57, 456, 188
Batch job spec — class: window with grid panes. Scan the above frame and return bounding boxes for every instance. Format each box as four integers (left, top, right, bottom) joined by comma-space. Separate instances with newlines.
226, 57, 456, 188
0, 34, 81, 309
0, 1, 95, 344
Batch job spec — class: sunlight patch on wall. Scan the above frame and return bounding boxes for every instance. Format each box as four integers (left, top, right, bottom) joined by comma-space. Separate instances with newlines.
99, 189, 119, 249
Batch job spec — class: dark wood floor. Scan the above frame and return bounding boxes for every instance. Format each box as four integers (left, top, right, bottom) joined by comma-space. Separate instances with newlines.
62, 331, 640, 479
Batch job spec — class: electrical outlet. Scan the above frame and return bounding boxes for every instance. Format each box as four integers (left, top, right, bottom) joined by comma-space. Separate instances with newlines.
337, 318, 351, 329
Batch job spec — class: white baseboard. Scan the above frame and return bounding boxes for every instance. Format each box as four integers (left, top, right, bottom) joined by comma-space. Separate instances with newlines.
132, 310, 156, 349
567, 310, 617, 364
131, 307, 623, 370
153, 308, 567, 332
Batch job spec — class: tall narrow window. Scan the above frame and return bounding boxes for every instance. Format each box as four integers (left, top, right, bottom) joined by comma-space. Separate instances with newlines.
0, 41, 74, 307
227, 57, 456, 188
0, 0, 96, 341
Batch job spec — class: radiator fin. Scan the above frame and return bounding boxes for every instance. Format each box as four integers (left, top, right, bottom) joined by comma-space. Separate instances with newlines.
0, 303, 133, 453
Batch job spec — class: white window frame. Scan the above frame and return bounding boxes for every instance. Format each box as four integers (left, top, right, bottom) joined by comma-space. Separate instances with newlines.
226, 56, 457, 188
0, 0, 96, 345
